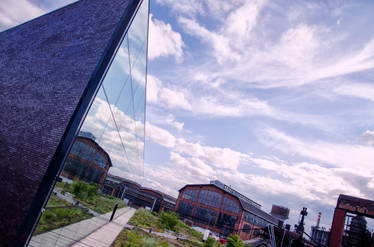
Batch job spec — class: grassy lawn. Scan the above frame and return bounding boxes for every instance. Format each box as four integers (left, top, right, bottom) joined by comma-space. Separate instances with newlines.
113, 208, 204, 246
34, 194, 93, 234
79, 194, 126, 214
112, 228, 204, 247
112, 228, 172, 247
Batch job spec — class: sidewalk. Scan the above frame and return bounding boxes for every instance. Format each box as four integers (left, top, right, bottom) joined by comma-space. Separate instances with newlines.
29, 207, 133, 247
72, 207, 135, 247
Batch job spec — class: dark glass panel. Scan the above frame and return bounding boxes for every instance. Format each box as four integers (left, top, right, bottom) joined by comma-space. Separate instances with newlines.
193, 206, 217, 226
177, 201, 194, 217
182, 189, 198, 201
198, 189, 222, 208
243, 224, 251, 234
217, 213, 237, 231
221, 196, 239, 214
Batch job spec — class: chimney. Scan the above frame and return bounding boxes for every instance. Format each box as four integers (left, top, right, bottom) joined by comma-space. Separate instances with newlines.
316, 212, 321, 228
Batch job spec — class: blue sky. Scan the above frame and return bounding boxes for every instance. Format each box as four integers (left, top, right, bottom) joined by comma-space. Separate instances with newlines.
2, 0, 374, 233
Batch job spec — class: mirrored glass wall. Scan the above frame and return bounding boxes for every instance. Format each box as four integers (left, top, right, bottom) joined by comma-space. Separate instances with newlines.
29, 0, 148, 245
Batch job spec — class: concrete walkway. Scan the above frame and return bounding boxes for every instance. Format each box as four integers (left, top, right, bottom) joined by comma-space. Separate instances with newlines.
29, 207, 134, 247
72, 207, 135, 247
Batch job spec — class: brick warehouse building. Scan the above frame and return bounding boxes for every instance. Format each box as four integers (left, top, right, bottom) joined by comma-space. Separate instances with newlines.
61, 134, 112, 185
103, 174, 176, 212
176, 180, 283, 240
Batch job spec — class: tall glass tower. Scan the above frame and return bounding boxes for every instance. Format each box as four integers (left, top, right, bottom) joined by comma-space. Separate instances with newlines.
0, 0, 149, 246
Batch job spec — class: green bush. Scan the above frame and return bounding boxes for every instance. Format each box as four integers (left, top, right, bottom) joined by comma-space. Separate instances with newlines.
204, 237, 217, 247
160, 211, 179, 231
72, 180, 88, 199
227, 235, 244, 247
87, 183, 99, 198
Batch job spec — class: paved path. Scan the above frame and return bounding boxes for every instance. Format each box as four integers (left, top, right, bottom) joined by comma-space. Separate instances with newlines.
72, 207, 135, 247
29, 207, 133, 247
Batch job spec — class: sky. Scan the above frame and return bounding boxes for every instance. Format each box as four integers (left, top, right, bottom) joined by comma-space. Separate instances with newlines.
2, 0, 374, 234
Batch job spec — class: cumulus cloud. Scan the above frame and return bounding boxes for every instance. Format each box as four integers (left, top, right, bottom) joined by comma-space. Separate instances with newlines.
358, 130, 374, 146
147, 74, 192, 110
148, 14, 185, 61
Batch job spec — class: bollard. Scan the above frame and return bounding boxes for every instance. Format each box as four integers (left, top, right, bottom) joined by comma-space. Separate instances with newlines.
110, 203, 118, 222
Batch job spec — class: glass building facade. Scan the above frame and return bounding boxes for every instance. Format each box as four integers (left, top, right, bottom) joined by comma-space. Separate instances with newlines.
29, 0, 149, 245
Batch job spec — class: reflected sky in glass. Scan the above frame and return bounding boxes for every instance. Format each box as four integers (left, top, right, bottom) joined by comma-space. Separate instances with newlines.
30, 0, 149, 245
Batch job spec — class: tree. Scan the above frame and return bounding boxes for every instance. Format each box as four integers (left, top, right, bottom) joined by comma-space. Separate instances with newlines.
227, 235, 244, 247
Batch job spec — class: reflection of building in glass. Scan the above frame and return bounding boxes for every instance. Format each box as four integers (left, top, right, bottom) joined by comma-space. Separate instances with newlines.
61, 136, 112, 184
0, 0, 149, 245
176, 181, 280, 240
103, 175, 176, 212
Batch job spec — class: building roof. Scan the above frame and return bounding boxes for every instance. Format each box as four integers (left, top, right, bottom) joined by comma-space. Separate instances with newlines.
180, 183, 279, 225
105, 174, 177, 203
75, 136, 113, 167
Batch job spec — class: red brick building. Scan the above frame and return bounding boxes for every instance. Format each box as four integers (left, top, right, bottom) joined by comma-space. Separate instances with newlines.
61, 136, 112, 185
176, 181, 280, 240
102, 174, 176, 212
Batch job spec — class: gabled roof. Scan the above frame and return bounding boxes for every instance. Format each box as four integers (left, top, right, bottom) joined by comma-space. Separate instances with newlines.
180, 183, 279, 225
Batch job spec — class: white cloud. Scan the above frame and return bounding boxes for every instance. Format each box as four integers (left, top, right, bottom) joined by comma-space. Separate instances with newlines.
223, 0, 266, 47
146, 74, 162, 103
148, 14, 185, 61
159, 87, 192, 110
147, 74, 192, 110
262, 128, 374, 173
178, 16, 240, 63
334, 83, 374, 102
155, 0, 204, 17
358, 130, 374, 146
146, 122, 176, 148
0, 0, 44, 29
164, 114, 184, 131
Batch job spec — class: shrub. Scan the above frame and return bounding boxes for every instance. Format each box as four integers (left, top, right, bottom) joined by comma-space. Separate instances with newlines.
204, 237, 217, 247
227, 235, 244, 247
87, 183, 99, 198
71, 180, 88, 199
160, 211, 179, 231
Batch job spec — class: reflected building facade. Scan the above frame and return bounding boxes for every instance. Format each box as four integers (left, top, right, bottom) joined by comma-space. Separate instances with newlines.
0, 0, 148, 246
103, 174, 177, 212
61, 134, 112, 185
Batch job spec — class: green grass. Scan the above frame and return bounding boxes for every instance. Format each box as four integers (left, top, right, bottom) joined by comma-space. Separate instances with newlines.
175, 221, 203, 241
56, 180, 126, 214
79, 194, 126, 214
112, 228, 177, 247
34, 194, 93, 234
129, 208, 163, 230
128, 209, 203, 242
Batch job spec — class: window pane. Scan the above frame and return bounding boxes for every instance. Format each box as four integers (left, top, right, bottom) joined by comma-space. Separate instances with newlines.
197, 189, 222, 208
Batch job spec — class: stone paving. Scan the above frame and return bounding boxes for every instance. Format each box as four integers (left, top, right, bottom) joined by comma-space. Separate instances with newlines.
29, 207, 133, 247
72, 208, 135, 247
